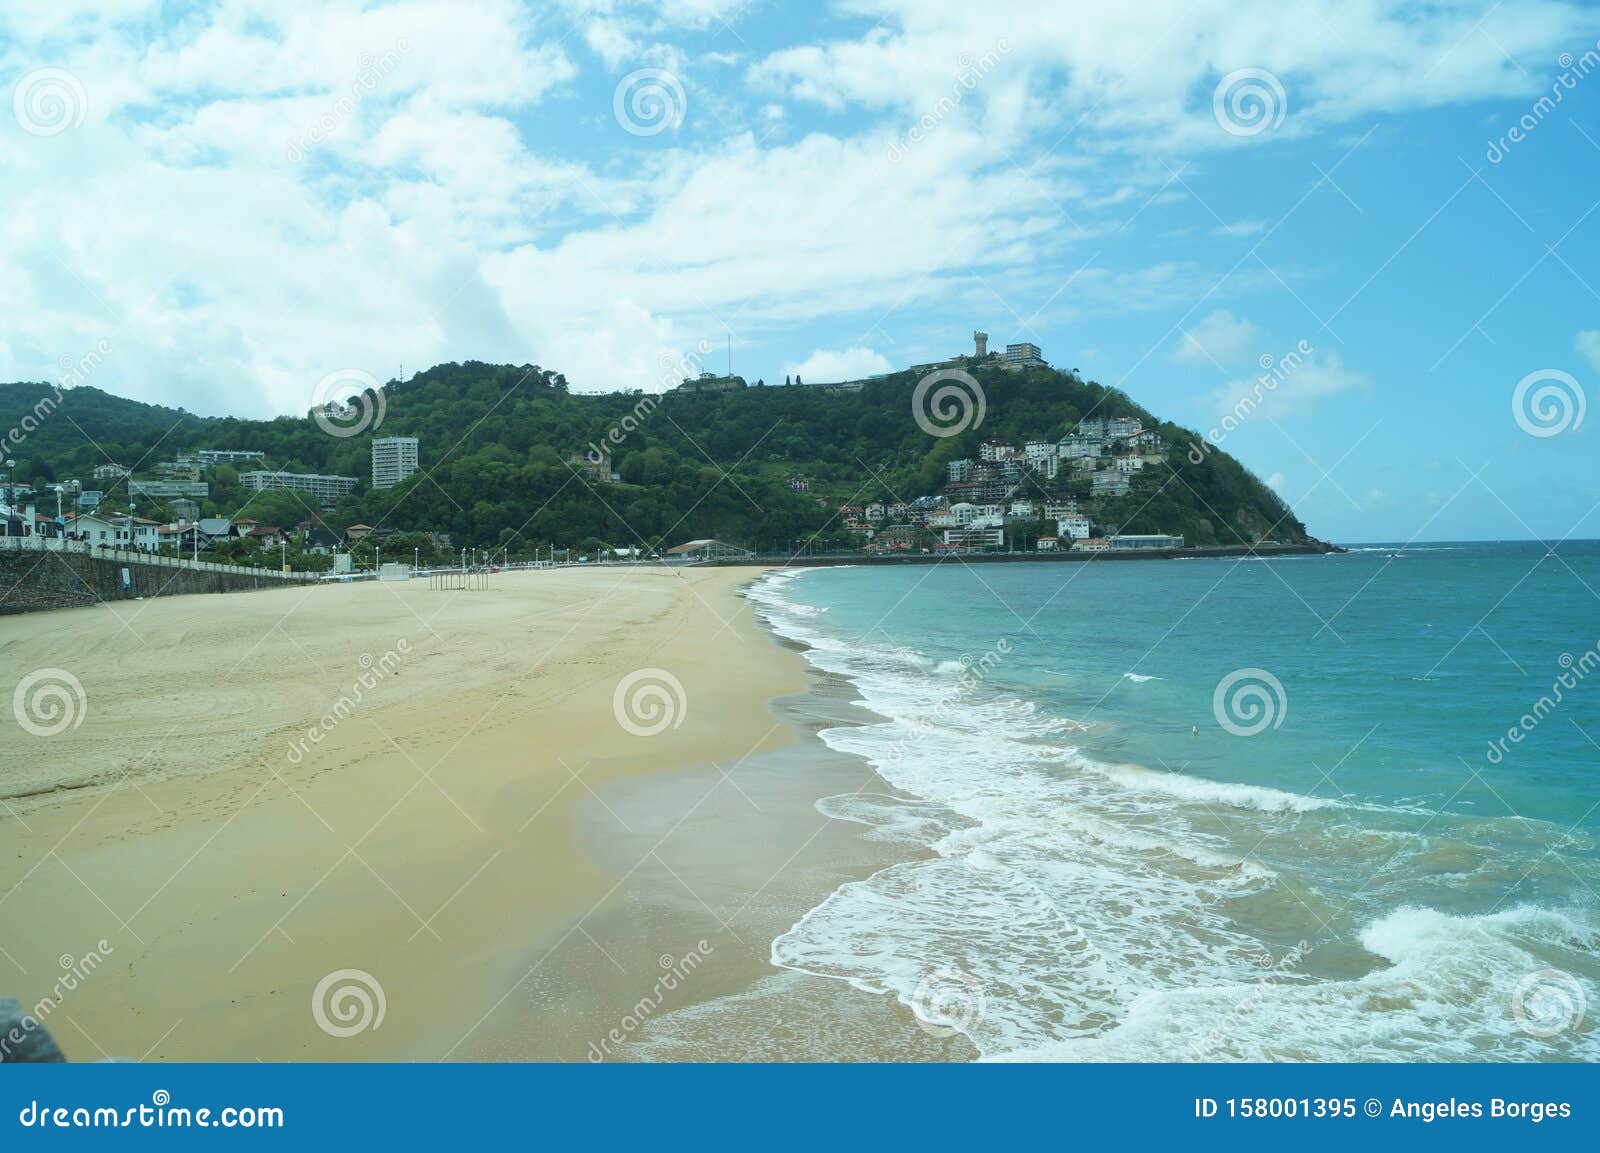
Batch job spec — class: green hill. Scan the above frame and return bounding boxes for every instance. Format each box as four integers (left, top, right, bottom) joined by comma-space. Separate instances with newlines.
0, 360, 1314, 556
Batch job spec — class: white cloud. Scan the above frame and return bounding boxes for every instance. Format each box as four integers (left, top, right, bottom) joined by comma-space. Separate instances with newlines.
1175, 310, 1262, 366
1207, 350, 1367, 420
754, 0, 1589, 150
0, 0, 1586, 424
783, 347, 892, 383
136, 2, 576, 109
1577, 330, 1600, 375
583, 18, 639, 68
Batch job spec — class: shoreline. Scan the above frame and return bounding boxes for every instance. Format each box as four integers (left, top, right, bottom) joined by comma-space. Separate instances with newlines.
694, 541, 1337, 569
0, 566, 806, 1061
474, 621, 973, 1061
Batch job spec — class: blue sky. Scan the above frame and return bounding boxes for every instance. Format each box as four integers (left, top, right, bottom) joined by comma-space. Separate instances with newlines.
2, 0, 1599, 542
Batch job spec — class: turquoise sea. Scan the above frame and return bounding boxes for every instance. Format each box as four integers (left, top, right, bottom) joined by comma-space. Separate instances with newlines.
747, 543, 1599, 1060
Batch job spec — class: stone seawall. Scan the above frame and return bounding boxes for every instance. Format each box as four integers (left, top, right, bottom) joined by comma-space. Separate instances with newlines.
0, 549, 317, 615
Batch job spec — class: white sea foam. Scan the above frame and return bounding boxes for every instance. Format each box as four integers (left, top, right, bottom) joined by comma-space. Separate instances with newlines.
747, 570, 1597, 1062
1121, 672, 1161, 683
1096, 762, 1340, 813
751, 570, 1304, 1057
993, 905, 1600, 1062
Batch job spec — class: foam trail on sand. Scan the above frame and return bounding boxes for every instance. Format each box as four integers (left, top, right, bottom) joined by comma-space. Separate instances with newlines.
747, 570, 1598, 1061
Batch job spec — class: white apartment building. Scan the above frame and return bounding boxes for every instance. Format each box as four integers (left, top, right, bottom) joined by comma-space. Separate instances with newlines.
1113, 455, 1145, 473
950, 502, 1006, 527
240, 470, 358, 504
1057, 436, 1102, 461
129, 478, 210, 499
1057, 515, 1092, 540
371, 437, 420, 489
941, 524, 1004, 549
182, 449, 267, 467
1024, 441, 1061, 479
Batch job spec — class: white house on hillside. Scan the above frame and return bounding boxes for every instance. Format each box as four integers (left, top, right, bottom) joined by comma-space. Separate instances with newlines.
68, 512, 160, 549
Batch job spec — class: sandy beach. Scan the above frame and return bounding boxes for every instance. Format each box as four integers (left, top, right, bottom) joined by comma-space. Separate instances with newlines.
0, 565, 813, 1061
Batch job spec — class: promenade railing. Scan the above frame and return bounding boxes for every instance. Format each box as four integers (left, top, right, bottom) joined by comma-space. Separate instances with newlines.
0, 535, 313, 580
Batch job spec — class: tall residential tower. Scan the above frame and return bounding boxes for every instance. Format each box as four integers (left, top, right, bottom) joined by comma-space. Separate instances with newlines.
371, 436, 419, 489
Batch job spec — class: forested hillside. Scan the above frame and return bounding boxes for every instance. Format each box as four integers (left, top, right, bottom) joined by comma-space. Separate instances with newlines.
0, 360, 1312, 556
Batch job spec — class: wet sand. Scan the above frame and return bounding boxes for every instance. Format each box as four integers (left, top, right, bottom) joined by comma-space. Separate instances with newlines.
467, 662, 975, 1062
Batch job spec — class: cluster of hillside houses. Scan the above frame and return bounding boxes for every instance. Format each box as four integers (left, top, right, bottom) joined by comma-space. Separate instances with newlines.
1, 504, 442, 559
832, 415, 1183, 554
1, 438, 433, 556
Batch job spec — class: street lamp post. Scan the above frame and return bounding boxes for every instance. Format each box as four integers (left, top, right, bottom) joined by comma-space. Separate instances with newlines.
1, 458, 15, 539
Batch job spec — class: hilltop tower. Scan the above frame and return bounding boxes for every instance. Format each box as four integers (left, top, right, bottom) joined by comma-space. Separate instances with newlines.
973, 331, 989, 358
